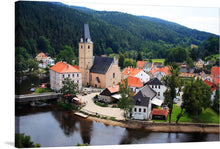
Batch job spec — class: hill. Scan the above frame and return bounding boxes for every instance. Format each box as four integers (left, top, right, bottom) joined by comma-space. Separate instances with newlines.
15, 1, 216, 58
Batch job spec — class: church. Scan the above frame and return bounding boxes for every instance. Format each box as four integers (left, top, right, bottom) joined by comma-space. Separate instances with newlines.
79, 24, 121, 88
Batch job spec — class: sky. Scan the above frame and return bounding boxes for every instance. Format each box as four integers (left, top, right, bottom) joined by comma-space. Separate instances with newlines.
59, 0, 220, 35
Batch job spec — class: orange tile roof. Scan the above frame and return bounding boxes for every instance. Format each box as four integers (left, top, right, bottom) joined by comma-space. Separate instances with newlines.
151, 108, 169, 117
127, 76, 143, 88
108, 85, 119, 93
137, 61, 145, 69
149, 66, 171, 75
204, 80, 216, 91
123, 67, 142, 76
211, 67, 220, 76
39, 52, 47, 58
50, 61, 81, 73
214, 77, 220, 86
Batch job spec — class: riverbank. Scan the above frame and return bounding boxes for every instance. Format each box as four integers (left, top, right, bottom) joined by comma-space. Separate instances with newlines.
85, 116, 220, 134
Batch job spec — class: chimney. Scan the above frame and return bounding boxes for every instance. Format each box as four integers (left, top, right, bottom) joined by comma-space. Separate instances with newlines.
68, 64, 69, 67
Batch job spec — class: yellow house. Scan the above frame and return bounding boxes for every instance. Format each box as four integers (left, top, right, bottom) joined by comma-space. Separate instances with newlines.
35, 52, 47, 62
195, 59, 204, 68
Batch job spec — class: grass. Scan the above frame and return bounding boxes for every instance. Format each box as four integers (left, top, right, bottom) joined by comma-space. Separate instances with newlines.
153, 104, 219, 124
58, 102, 78, 110
151, 59, 165, 65
35, 88, 53, 93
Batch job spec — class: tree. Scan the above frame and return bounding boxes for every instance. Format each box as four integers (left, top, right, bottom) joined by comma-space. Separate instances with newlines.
59, 78, 79, 102
118, 78, 134, 119
186, 57, 194, 68
27, 59, 39, 72
104, 47, 113, 56
15, 133, 41, 148
178, 78, 212, 123
124, 58, 136, 68
58, 45, 75, 65
37, 36, 55, 57
136, 51, 143, 61
165, 47, 188, 64
119, 53, 125, 69
162, 63, 181, 123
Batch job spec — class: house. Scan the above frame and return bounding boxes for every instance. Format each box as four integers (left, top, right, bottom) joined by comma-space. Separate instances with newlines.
179, 67, 195, 77
211, 66, 220, 86
50, 61, 82, 91
149, 66, 170, 80
122, 67, 150, 83
99, 85, 119, 103
137, 61, 145, 69
126, 76, 143, 93
143, 62, 152, 72
132, 85, 156, 120
152, 62, 163, 68
35, 52, 47, 62
144, 77, 167, 102
79, 24, 121, 88
38, 62, 47, 68
204, 80, 216, 103
195, 59, 205, 68
46, 57, 55, 66
151, 108, 168, 120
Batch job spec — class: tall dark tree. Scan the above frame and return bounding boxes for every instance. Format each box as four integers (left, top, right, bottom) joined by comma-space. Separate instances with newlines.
136, 51, 143, 61
58, 45, 75, 65
162, 63, 181, 123
119, 53, 125, 69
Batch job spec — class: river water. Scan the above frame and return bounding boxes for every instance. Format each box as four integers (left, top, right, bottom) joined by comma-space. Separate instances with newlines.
15, 103, 219, 147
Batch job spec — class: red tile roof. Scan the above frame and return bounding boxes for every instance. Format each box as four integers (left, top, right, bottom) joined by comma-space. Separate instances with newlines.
123, 67, 142, 77
211, 67, 220, 76
137, 61, 145, 69
127, 76, 143, 88
108, 85, 119, 93
204, 80, 216, 91
151, 108, 169, 117
149, 66, 171, 75
50, 61, 81, 73
39, 52, 47, 58
214, 77, 220, 86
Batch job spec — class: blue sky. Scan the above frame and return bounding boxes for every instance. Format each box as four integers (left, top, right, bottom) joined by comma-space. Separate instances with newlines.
60, 0, 219, 35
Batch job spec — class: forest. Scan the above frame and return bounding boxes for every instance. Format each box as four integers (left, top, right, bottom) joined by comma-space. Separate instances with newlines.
15, 1, 219, 69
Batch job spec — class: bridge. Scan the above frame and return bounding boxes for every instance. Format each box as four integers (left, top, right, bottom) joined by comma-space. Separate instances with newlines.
15, 92, 61, 102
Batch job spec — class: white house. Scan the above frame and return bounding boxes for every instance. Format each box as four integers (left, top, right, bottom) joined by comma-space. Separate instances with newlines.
149, 66, 170, 80
145, 78, 167, 102
50, 61, 82, 91
127, 76, 143, 94
123, 67, 150, 83
46, 57, 55, 66
131, 85, 157, 120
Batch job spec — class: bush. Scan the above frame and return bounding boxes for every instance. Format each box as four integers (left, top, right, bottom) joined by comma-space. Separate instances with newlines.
110, 117, 116, 120
15, 133, 41, 148
35, 88, 53, 93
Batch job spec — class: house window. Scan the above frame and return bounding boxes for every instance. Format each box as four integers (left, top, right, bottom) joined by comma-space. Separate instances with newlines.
72, 74, 74, 78
63, 74, 65, 78
77, 80, 79, 84
155, 85, 157, 88
134, 108, 137, 112
152, 85, 154, 88
143, 109, 146, 113
159, 85, 160, 89
139, 108, 141, 112
113, 73, 115, 78
77, 74, 79, 77
68, 74, 70, 78
81, 45, 83, 49
158, 92, 160, 96
88, 45, 90, 49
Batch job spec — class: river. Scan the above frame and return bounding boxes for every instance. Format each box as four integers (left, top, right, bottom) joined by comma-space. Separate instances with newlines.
15, 103, 219, 147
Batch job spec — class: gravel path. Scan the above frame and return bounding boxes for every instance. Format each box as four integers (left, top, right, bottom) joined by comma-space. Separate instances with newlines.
78, 93, 125, 120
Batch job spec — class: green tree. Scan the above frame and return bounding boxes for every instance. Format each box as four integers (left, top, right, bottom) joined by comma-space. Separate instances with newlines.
165, 47, 188, 64
124, 58, 136, 68
37, 36, 55, 57
104, 47, 113, 56
180, 78, 212, 121
58, 45, 75, 65
136, 51, 143, 61
15, 133, 41, 148
186, 57, 194, 68
27, 59, 39, 72
119, 53, 125, 69
162, 63, 181, 123
118, 78, 134, 119
59, 78, 79, 102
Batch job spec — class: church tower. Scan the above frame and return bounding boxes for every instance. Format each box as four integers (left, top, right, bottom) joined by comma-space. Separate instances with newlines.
79, 24, 93, 86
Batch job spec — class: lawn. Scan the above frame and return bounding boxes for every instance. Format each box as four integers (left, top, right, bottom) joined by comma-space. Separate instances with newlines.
154, 104, 219, 124
151, 59, 165, 65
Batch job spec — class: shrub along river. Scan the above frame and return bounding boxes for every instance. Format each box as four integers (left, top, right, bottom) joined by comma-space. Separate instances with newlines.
15, 102, 219, 147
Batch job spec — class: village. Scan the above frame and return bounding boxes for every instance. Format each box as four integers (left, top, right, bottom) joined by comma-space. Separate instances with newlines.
31, 24, 220, 124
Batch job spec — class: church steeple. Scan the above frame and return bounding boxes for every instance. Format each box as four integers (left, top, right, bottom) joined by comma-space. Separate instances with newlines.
79, 24, 93, 86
